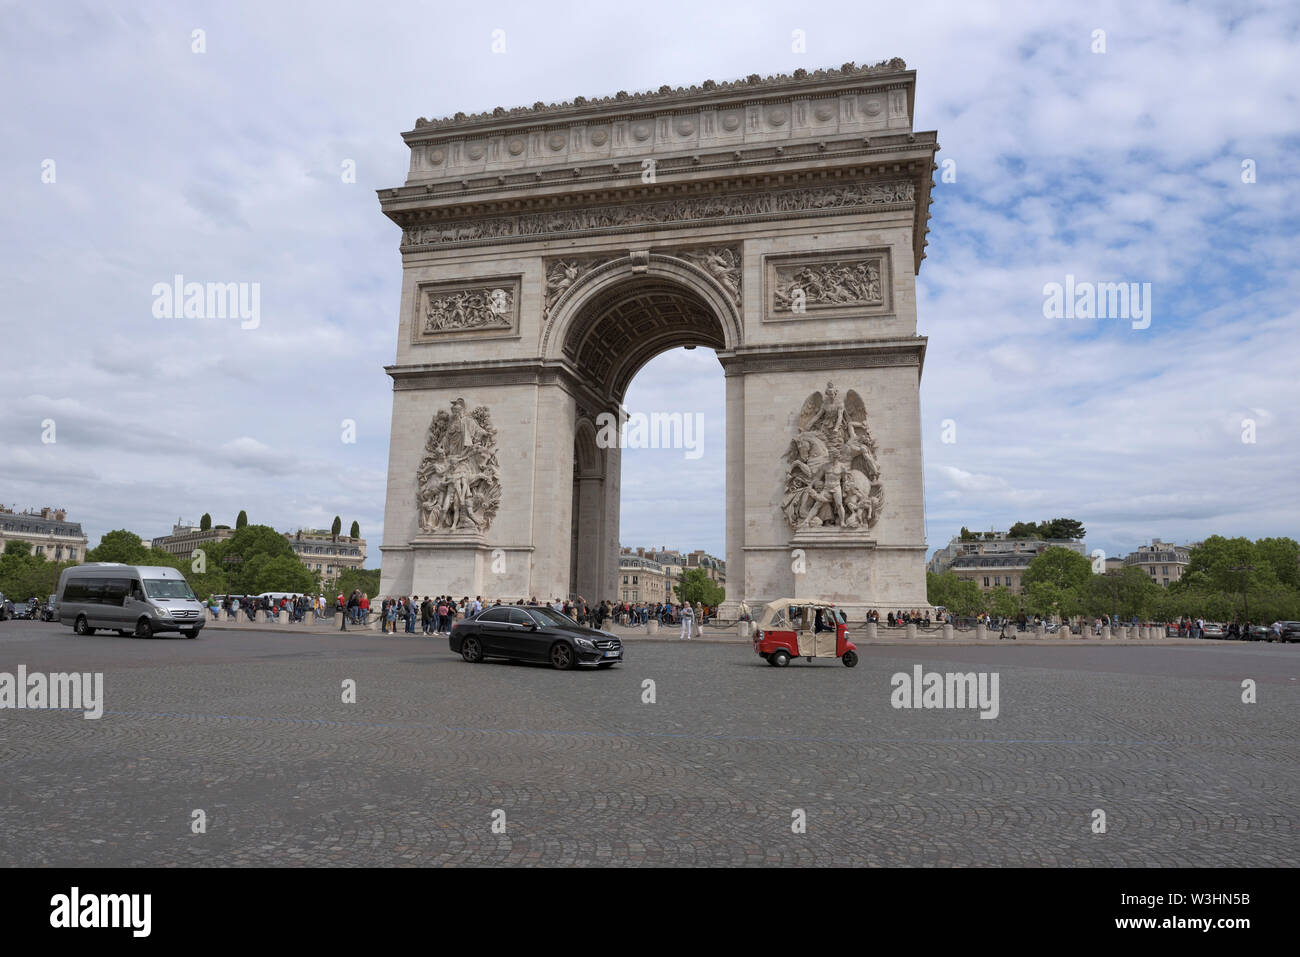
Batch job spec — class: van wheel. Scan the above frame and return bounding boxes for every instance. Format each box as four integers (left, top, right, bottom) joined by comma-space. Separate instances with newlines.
771, 650, 790, 667
842, 650, 859, 668
134, 618, 153, 639
74, 615, 95, 636
182, 630, 199, 639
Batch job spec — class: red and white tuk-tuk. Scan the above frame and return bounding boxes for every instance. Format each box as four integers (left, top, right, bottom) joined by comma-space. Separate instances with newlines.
752, 598, 858, 667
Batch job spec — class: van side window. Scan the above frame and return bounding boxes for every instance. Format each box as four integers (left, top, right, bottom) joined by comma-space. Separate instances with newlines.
104, 580, 128, 603
84, 578, 107, 604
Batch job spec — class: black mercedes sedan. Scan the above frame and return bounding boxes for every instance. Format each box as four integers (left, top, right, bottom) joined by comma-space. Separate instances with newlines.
449, 605, 623, 670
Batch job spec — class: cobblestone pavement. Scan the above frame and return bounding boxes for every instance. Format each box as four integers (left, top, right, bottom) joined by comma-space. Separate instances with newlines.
1, 620, 1295, 866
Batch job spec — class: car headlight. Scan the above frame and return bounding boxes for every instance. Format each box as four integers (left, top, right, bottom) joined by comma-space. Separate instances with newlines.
574, 636, 595, 650
155, 606, 172, 616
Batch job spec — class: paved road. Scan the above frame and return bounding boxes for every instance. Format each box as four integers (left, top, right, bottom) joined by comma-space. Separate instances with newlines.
0, 619, 1295, 866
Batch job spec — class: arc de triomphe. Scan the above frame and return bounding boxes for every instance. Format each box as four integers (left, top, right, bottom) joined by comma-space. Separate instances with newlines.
377, 59, 937, 617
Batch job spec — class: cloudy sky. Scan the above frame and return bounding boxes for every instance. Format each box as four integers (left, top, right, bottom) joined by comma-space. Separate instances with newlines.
2, 0, 1297, 568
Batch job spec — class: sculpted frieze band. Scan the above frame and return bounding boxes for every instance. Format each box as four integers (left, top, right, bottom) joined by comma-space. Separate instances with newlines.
401, 181, 914, 249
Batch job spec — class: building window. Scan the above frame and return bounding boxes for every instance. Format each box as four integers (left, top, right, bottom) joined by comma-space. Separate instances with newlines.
632, 576, 638, 584
1163, 579, 1169, 586
983, 577, 989, 587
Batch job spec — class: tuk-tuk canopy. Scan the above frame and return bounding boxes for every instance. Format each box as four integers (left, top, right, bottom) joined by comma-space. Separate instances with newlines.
756, 598, 839, 631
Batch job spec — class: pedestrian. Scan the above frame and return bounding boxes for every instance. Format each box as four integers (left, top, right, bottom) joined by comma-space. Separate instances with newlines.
679, 602, 694, 640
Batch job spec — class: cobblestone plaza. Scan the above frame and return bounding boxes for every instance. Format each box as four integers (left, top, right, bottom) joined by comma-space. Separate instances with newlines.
1, 622, 1294, 867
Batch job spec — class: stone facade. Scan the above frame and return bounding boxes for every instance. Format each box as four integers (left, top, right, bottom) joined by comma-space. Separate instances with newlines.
0, 507, 88, 563
1123, 541, 1191, 587
377, 61, 937, 616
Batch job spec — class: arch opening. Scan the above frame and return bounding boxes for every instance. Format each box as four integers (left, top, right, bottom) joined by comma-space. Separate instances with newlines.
562, 271, 730, 602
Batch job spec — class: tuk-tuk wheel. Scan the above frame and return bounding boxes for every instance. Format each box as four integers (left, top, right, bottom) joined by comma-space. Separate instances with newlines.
771, 650, 790, 667
842, 650, 858, 668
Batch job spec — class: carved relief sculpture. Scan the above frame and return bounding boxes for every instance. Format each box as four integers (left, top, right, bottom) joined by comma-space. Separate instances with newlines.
402, 181, 914, 248
543, 258, 615, 318
423, 285, 513, 333
782, 382, 883, 531
773, 258, 882, 313
676, 246, 742, 306
417, 399, 502, 533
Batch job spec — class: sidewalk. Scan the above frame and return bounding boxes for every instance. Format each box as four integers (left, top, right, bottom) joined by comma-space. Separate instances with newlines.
200, 616, 1226, 646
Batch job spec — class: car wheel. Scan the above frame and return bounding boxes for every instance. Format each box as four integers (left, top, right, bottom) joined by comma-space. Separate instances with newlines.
183, 630, 199, 639
842, 650, 859, 668
74, 615, 95, 636
117, 630, 131, 637
550, 642, 576, 671
771, 649, 790, 668
461, 636, 483, 663
134, 618, 152, 639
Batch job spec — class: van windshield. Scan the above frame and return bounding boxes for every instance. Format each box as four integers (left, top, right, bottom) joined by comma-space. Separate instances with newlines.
144, 579, 196, 600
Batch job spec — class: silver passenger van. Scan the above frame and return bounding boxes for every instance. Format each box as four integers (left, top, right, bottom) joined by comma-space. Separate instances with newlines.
57, 563, 205, 638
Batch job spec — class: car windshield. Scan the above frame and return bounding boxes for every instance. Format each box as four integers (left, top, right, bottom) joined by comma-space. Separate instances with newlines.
528, 607, 575, 627
144, 579, 196, 600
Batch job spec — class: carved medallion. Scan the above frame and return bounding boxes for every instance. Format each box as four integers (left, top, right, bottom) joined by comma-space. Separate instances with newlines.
782, 382, 882, 532
416, 398, 502, 533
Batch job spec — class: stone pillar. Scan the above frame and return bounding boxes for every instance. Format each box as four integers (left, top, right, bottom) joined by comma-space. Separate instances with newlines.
1035, 622, 1045, 638
975, 622, 986, 640
646, 619, 658, 636
905, 622, 917, 640
864, 621, 877, 641
724, 369, 745, 614
737, 621, 750, 640
1101, 625, 1111, 640
943, 623, 954, 640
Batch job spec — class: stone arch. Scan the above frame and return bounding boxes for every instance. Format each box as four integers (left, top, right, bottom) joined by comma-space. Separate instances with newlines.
542, 253, 742, 385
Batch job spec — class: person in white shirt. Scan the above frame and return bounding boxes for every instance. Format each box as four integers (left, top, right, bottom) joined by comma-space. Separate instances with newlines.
679, 602, 694, 640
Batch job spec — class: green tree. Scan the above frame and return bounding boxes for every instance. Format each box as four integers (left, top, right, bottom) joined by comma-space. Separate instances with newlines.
1254, 537, 1300, 588
86, 529, 153, 564
926, 571, 985, 616
200, 513, 212, 531
1038, 518, 1086, 540
4, 540, 33, 557
331, 516, 342, 541
349, 520, 360, 539
987, 585, 1019, 618
201, 525, 307, 595
958, 526, 976, 541
1007, 521, 1039, 539
337, 567, 380, 599
236, 510, 248, 530
673, 567, 725, 607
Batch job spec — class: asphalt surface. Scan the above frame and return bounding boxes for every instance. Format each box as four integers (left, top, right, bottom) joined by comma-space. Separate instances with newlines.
1, 619, 1296, 866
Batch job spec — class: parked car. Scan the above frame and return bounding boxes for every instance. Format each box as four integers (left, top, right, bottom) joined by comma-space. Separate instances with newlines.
1201, 622, 1225, 639
1243, 624, 1271, 642
449, 604, 622, 670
